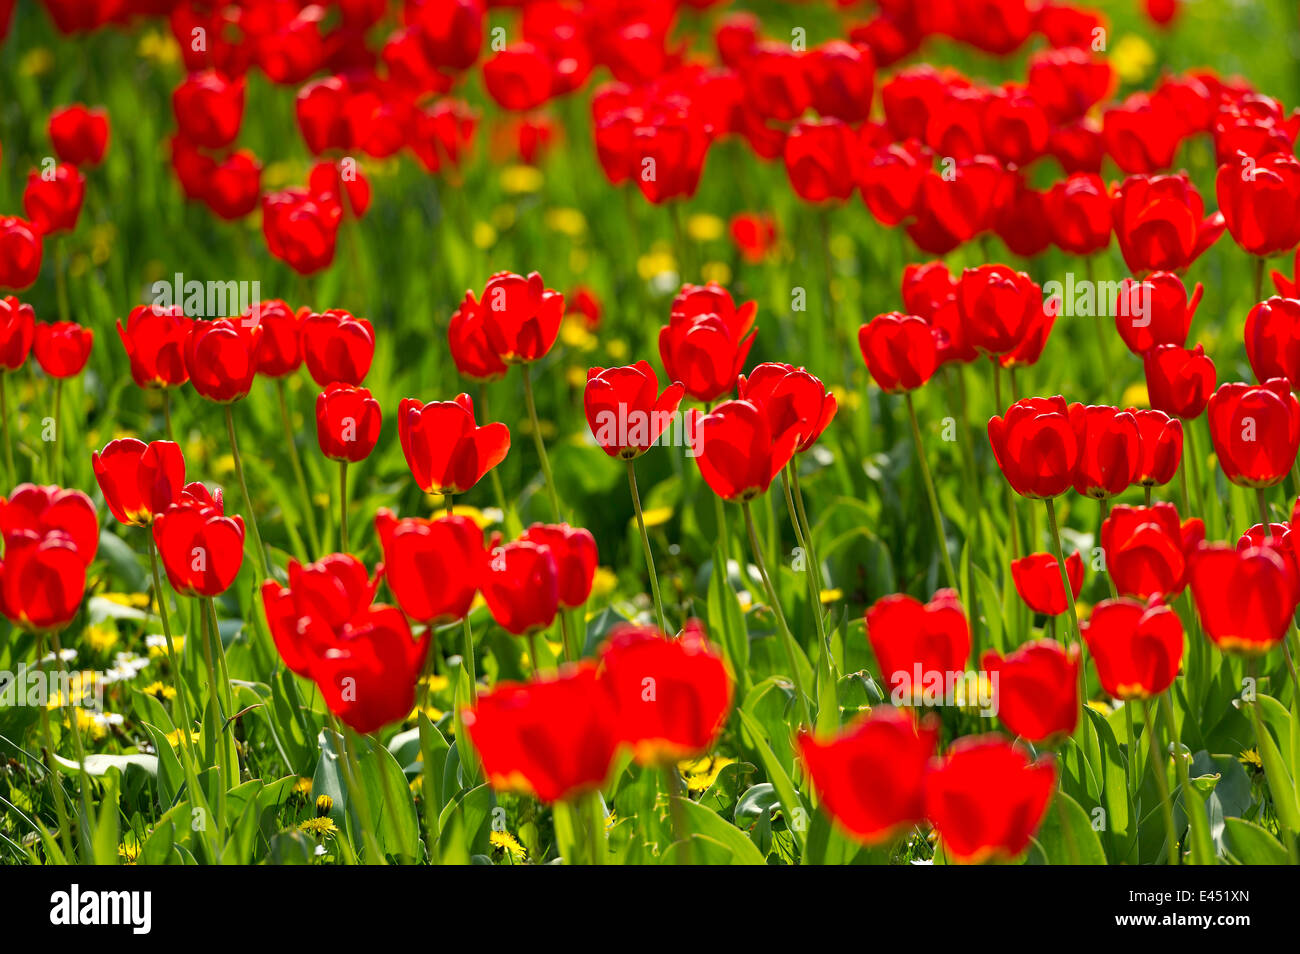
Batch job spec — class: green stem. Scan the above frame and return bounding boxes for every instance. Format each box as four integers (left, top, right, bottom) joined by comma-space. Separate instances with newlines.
147, 534, 198, 770
1099, 497, 1119, 598
223, 404, 268, 579
741, 500, 812, 726
276, 378, 320, 556
1124, 701, 1139, 863
337, 722, 385, 864
782, 469, 828, 653
339, 459, 349, 553
520, 364, 562, 521
627, 459, 668, 634
196, 600, 229, 832
34, 634, 74, 861
162, 389, 175, 443
1143, 700, 1179, 865
50, 378, 63, 485
904, 392, 958, 590
1043, 498, 1083, 647
0, 373, 14, 486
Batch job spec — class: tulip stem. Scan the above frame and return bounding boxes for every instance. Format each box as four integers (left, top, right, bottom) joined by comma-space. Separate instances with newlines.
1124, 701, 1140, 863
339, 460, 349, 553
1256, 487, 1272, 537
146, 534, 198, 768
162, 389, 174, 443
275, 378, 320, 557
1043, 498, 1082, 647
34, 634, 75, 861
223, 404, 268, 580
54, 237, 70, 324
1143, 700, 1180, 865
781, 468, 829, 654
461, 616, 477, 704
1252, 255, 1265, 308
1158, 691, 1197, 859
196, 601, 229, 830
520, 364, 562, 521
992, 364, 1023, 560
586, 791, 606, 865
627, 459, 668, 634
741, 500, 812, 726
49, 378, 63, 485
1099, 498, 1119, 598
664, 766, 691, 865
335, 720, 385, 864
904, 392, 958, 590
0, 372, 14, 486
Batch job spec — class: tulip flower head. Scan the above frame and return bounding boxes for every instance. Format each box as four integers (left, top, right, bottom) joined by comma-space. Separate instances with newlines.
92, 439, 186, 527
1082, 598, 1184, 700
398, 393, 510, 495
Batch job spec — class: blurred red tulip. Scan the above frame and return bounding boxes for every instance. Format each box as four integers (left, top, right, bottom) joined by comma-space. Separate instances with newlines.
957, 265, 1043, 357
600, 620, 732, 764
1102, 94, 1184, 174
924, 736, 1056, 863
49, 104, 110, 167
1207, 379, 1300, 488
316, 383, 381, 463
262, 553, 383, 677
521, 524, 597, 609
202, 151, 261, 220
185, 318, 260, 403
308, 158, 371, 218
865, 589, 970, 698
302, 309, 374, 386
859, 141, 928, 227
23, 164, 84, 236
0, 217, 44, 290
632, 109, 711, 205
0, 296, 35, 370
246, 300, 302, 377
783, 118, 858, 203
262, 188, 342, 275
0, 483, 98, 563
33, 321, 92, 378
743, 42, 810, 122
806, 41, 875, 123
1046, 173, 1111, 255
0, 535, 87, 632
799, 707, 938, 845
172, 71, 245, 149
464, 662, 620, 803
406, 0, 483, 71
1011, 551, 1084, 616
982, 639, 1080, 742
398, 393, 510, 495
729, 212, 778, 263
311, 605, 430, 734
1082, 598, 1184, 700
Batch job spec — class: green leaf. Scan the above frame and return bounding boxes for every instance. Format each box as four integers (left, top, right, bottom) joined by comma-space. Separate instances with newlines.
1223, 817, 1289, 865
736, 708, 806, 851
672, 795, 767, 864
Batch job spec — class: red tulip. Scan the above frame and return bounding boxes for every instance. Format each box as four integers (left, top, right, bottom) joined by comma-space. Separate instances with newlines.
0, 534, 86, 632
806, 41, 874, 123
743, 42, 811, 122
1102, 94, 1184, 174
520, 524, 597, 609
185, 318, 259, 403
202, 151, 261, 220
92, 439, 185, 528
858, 312, 939, 393
1216, 153, 1300, 257
49, 104, 110, 167
464, 662, 620, 803
859, 141, 928, 227
374, 509, 482, 624
1082, 598, 1184, 700
631, 109, 711, 205
865, 589, 970, 698
1049, 117, 1105, 174
294, 76, 350, 155
462, 271, 563, 366
1134, 409, 1183, 487
1238, 523, 1300, 584
1189, 544, 1299, 654
483, 42, 554, 112
988, 396, 1079, 499
448, 290, 509, 382
924, 736, 1056, 864
302, 309, 374, 387
1111, 173, 1225, 274
585, 361, 685, 460
1144, 343, 1215, 419
1046, 173, 1111, 255
152, 494, 245, 597
729, 212, 778, 264
406, 0, 483, 71
246, 299, 302, 377
983, 87, 1050, 166
307, 159, 370, 219
117, 304, 191, 390
311, 605, 430, 734
0, 483, 98, 564
0, 296, 35, 371
316, 383, 381, 463
1114, 271, 1200, 356
1069, 404, 1141, 499
907, 157, 1006, 253
398, 393, 510, 495
1245, 297, 1300, 386
993, 174, 1053, 258
692, 399, 799, 502
736, 362, 838, 454
262, 553, 383, 677
1010, 551, 1084, 616
33, 321, 92, 378
659, 283, 757, 403
23, 163, 85, 235
599, 620, 732, 764
982, 639, 1080, 743
998, 296, 1057, 370
482, 539, 559, 636
262, 188, 341, 275
957, 265, 1043, 357
0, 217, 42, 290
1101, 503, 1204, 600
172, 71, 244, 149
1026, 47, 1112, 123
1207, 379, 1300, 488
783, 118, 857, 203
799, 707, 938, 845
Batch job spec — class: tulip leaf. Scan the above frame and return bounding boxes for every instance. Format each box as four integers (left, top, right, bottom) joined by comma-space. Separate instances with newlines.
1223, 817, 1289, 865
672, 795, 767, 865
1026, 792, 1106, 865
736, 708, 807, 852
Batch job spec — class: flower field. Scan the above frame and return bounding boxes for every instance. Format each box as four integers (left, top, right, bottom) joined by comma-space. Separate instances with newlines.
0, 0, 1299, 878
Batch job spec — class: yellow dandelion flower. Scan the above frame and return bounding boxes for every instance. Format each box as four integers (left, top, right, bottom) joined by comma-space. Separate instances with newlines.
490, 829, 527, 860
680, 755, 735, 793
1120, 381, 1149, 409
606, 339, 629, 361
491, 205, 517, 231
101, 592, 151, 610
1112, 35, 1155, 84
687, 213, 725, 242
566, 365, 588, 388
212, 453, 236, 480
819, 588, 843, 604
545, 207, 587, 237
500, 164, 544, 194
137, 29, 180, 66
638, 506, 674, 529
421, 673, 450, 694
473, 221, 498, 249
637, 247, 677, 281
140, 682, 176, 702
1086, 698, 1112, 716
700, 261, 732, 285
292, 777, 314, 798
19, 49, 53, 78
86, 624, 119, 654
166, 728, 202, 748
118, 840, 142, 864
590, 567, 618, 599
560, 320, 599, 351
299, 817, 339, 838
1238, 748, 1263, 770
